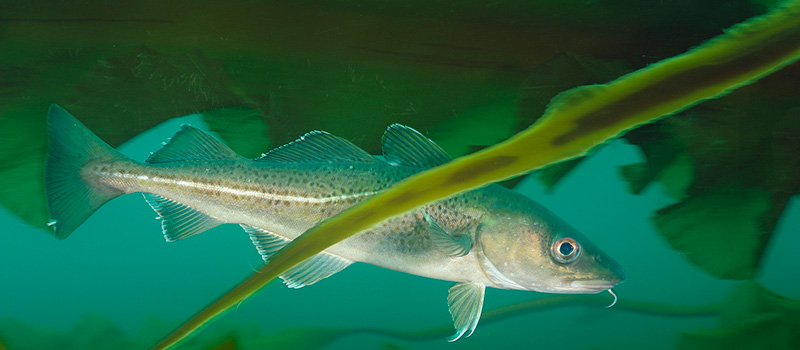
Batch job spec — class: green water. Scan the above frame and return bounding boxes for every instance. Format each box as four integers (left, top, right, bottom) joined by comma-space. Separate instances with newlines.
1, 0, 799, 349
1, 116, 798, 349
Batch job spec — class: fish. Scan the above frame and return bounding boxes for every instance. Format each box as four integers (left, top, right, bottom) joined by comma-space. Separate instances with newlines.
45, 104, 625, 341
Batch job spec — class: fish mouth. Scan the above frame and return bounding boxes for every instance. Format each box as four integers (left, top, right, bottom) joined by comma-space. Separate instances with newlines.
560, 263, 626, 293
563, 258, 627, 293
532, 279, 619, 294
565, 279, 620, 293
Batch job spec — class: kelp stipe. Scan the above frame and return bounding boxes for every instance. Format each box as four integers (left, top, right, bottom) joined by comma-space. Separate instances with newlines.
152, 1, 800, 348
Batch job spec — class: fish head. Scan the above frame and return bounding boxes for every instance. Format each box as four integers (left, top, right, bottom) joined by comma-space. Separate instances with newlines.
475, 192, 625, 294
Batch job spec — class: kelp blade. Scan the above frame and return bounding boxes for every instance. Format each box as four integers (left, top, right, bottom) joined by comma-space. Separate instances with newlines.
153, 2, 800, 348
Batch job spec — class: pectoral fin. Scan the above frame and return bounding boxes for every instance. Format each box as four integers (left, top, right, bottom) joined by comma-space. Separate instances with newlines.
424, 211, 472, 257
447, 282, 485, 342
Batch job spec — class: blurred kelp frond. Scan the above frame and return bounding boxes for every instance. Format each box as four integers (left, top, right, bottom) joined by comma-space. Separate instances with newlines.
0, 0, 761, 230
622, 84, 800, 280
522, 24, 800, 281
1, 0, 797, 282
677, 282, 800, 350
528, 54, 800, 280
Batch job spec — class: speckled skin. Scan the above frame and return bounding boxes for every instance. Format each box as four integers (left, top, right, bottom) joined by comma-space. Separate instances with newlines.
81, 155, 624, 293
45, 102, 623, 297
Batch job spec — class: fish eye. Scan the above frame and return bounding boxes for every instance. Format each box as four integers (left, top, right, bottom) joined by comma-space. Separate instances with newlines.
551, 237, 581, 264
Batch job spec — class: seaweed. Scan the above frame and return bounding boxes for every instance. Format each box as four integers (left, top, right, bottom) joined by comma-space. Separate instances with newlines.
518, 30, 800, 282
0, 0, 759, 232
154, 1, 800, 347
1, 0, 799, 347
624, 90, 800, 279
677, 282, 800, 350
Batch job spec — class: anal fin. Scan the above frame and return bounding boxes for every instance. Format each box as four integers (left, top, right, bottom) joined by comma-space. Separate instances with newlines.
242, 225, 352, 288
447, 282, 485, 342
242, 224, 287, 259
143, 194, 224, 241
281, 252, 352, 289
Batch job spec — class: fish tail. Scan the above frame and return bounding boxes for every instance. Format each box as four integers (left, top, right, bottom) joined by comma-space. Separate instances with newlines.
45, 104, 128, 239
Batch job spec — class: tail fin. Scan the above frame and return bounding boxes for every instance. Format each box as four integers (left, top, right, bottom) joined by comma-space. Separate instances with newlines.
45, 104, 128, 239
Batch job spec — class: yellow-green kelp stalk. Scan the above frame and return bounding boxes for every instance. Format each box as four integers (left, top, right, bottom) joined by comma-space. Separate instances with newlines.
153, 2, 800, 348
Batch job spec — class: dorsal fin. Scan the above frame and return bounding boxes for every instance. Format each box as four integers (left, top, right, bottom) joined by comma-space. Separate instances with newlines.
256, 130, 376, 163
381, 124, 451, 169
146, 124, 241, 163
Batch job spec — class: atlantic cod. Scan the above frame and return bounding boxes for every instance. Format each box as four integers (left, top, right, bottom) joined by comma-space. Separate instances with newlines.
45, 104, 625, 340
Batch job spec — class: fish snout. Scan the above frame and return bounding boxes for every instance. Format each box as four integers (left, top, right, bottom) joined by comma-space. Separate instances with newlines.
564, 257, 626, 293
595, 251, 626, 286
611, 261, 626, 285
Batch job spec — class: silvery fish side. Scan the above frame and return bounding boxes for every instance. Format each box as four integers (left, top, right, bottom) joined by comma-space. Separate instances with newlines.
44, 104, 625, 341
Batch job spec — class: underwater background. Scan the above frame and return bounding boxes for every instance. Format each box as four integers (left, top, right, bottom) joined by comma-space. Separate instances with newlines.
2, 0, 799, 349
2, 118, 799, 349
